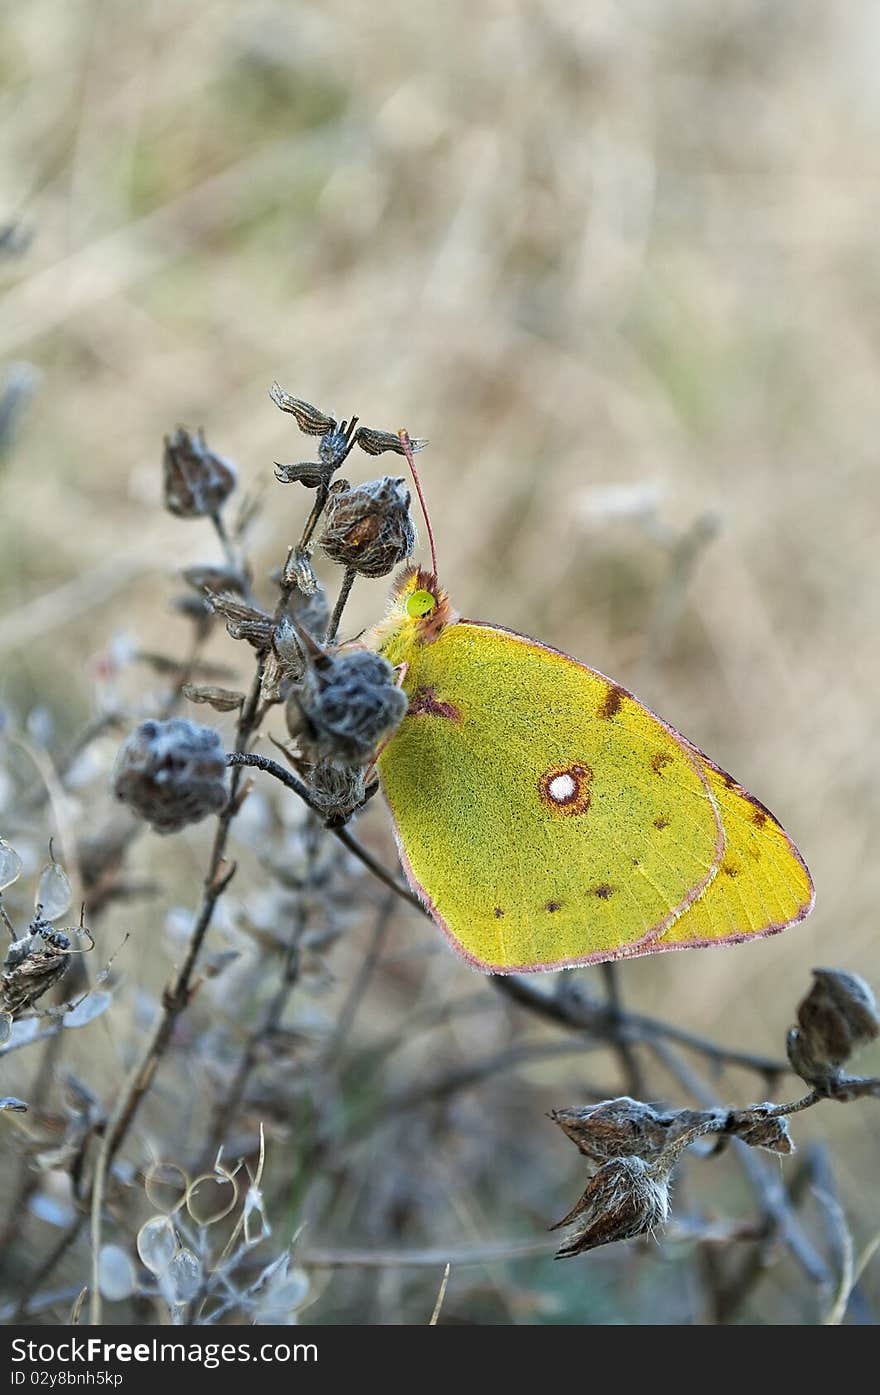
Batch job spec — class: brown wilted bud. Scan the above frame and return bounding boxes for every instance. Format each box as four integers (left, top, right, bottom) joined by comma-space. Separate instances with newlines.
2, 924, 72, 1018
163, 428, 237, 518
551, 1099, 671, 1164
551, 1156, 671, 1258
113, 719, 228, 834
319, 477, 415, 577
287, 650, 407, 765
787, 967, 880, 1089
726, 1105, 794, 1155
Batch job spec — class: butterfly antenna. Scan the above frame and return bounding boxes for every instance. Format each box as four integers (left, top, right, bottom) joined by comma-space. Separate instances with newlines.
398, 428, 437, 578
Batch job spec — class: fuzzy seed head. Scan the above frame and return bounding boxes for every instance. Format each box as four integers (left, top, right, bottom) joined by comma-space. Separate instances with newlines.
319, 477, 415, 577
287, 650, 406, 765
113, 719, 228, 834
552, 1156, 671, 1258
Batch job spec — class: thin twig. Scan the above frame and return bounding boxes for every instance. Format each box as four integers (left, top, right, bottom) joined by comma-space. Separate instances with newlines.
88, 658, 266, 1324
326, 566, 357, 643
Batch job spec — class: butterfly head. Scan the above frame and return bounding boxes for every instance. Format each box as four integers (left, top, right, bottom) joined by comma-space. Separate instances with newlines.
366, 565, 458, 666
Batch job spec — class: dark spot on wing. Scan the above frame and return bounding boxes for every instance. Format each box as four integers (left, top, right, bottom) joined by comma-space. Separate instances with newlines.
721, 859, 740, 878
599, 684, 625, 719
408, 687, 461, 722
653, 814, 670, 830
651, 751, 673, 774
494, 907, 505, 919
546, 901, 562, 913
590, 884, 615, 900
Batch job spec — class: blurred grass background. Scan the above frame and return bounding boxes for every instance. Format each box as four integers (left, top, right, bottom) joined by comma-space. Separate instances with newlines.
1, 0, 879, 1323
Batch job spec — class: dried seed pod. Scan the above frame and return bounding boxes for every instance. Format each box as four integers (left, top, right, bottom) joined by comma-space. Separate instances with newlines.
205, 593, 275, 649
268, 384, 336, 435
353, 426, 427, 457
163, 429, 237, 518
551, 1099, 672, 1164
181, 684, 245, 713
288, 650, 406, 765
726, 1106, 794, 1155
113, 719, 228, 834
182, 563, 247, 596
274, 460, 335, 489
787, 967, 880, 1089
303, 757, 370, 825
551, 1156, 671, 1258
278, 548, 321, 599
2, 925, 72, 1018
319, 477, 415, 577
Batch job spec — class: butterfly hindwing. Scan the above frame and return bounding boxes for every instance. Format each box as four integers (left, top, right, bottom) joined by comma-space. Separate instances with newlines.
635, 753, 814, 956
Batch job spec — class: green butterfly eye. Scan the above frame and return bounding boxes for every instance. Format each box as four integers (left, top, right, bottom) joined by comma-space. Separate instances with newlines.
407, 589, 437, 619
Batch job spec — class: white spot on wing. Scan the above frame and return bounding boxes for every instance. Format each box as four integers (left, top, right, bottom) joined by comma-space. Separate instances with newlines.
548, 773, 576, 803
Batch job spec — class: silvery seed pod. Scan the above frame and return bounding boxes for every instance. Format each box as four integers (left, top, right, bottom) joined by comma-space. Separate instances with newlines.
287, 650, 406, 765
113, 719, 228, 834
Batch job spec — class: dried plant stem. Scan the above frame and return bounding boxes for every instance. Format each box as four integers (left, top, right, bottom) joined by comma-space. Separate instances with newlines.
298, 483, 330, 551
87, 660, 266, 1325
492, 973, 789, 1081
326, 566, 356, 643
224, 751, 423, 910
201, 823, 321, 1159
600, 963, 644, 1097
210, 511, 238, 573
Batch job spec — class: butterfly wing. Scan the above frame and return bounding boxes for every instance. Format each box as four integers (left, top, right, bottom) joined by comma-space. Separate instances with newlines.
378, 620, 732, 972
628, 751, 814, 957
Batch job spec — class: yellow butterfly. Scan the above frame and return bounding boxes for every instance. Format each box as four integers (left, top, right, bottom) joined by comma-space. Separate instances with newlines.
366, 560, 814, 975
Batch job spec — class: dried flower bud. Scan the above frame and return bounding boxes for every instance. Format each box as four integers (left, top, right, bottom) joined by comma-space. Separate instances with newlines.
274, 460, 336, 489
551, 1099, 671, 1164
288, 650, 406, 765
205, 593, 275, 649
278, 548, 320, 599
2, 926, 72, 1018
182, 563, 247, 596
726, 1105, 794, 1155
353, 426, 427, 457
163, 429, 237, 518
551, 1156, 670, 1258
113, 719, 228, 834
269, 383, 336, 435
320, 477, 415, 577
181, 684, 245, 713
303, 757, 370, 825
787, 967, 880, 1089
